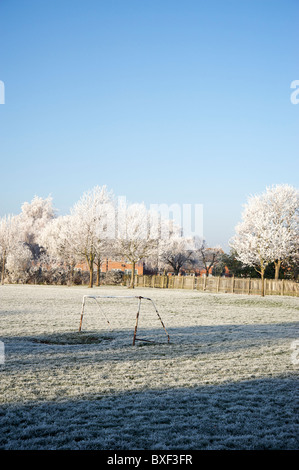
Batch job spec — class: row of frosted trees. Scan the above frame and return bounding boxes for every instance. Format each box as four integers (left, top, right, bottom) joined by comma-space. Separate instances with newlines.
0, 186, 222, 288
0, 184, 298, 293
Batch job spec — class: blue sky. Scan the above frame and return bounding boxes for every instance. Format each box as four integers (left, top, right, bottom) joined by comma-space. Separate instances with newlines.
0, 0, 298, 250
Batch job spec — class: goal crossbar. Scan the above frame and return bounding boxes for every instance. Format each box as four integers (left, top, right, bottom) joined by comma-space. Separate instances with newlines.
78, 295, 170, 346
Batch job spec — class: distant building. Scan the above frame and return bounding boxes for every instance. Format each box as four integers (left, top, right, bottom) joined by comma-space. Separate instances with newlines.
76, 258, 144, 275
101, 259, 144, 275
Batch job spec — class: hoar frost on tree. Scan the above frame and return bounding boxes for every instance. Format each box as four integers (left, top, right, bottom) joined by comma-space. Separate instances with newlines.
68, 186, 115, 288
20, 195, 56, 257
39, 215, 80, 285
6, 243, 32, 283
115, 201, 159, 288
192, 237, 223, 277
0, 214, 27, 284
158, 236, 194, 275
0, 196, 56, 284
40, 187, 116, 287
258, 184, 299, 279
230, 184, 299, 295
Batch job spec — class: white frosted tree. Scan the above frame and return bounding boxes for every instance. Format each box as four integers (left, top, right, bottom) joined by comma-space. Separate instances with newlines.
191, 238, 223, 277
230, 184, 299, 294
116, 202, 158, 288
257, 184, 299, 279
39, 215, 79, 285
158, 236, 194, 275
68, 186, 116, 288
6, 243, 32, 283
40, 186, 116, 287
0, 215, 25, 284
19, 195, 56, 257
230, 215, 272, 296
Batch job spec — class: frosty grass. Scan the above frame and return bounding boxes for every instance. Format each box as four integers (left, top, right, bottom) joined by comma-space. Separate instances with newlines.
0, 284, 298, 450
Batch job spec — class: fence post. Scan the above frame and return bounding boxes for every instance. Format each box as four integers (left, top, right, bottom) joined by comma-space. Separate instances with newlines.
133, 274, 296, 297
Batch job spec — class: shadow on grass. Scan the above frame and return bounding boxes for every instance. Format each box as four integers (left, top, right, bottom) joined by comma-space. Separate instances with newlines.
0, 376, 298, 450
2, 321, 298, 362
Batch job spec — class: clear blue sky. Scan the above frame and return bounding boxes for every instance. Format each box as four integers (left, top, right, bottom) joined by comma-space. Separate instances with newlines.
0, 0, 298, 251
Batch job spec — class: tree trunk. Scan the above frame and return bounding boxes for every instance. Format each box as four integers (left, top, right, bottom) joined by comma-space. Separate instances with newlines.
68, 263, 75, 286
89, 265, 94, 288
87, 255, 94, 288
1, 251, 6, 285
204, 264, 209, 277
96, 263, 100, 287
130, 261, 136, 288
261, 271, 265, 297
274, 260, 281, 280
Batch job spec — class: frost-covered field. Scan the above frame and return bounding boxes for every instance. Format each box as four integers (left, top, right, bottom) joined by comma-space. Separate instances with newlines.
0, 284, 298, 450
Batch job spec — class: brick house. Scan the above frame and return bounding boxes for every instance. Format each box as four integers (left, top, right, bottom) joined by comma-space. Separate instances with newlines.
76, 258, 144, 275
101, 259, 144, 275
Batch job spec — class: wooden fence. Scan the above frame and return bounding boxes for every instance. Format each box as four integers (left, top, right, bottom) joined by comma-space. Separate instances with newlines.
124, 274, 299, 297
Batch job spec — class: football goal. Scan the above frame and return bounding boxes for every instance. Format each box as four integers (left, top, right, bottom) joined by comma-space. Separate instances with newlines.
78, 295, 170, 346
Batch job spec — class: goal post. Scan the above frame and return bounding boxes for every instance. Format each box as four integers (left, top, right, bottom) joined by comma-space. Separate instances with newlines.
78, 295, 170, 345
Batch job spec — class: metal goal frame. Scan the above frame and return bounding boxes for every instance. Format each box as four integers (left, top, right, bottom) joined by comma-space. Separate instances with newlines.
78, 295, 170, 345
